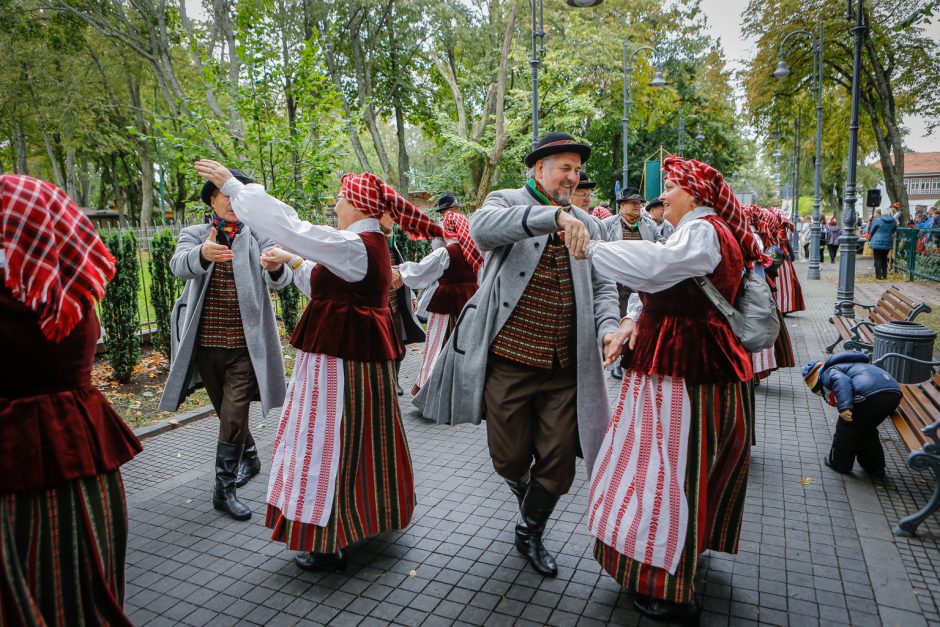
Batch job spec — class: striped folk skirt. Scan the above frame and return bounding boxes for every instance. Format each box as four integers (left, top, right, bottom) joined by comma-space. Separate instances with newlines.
266, 356, 416, 554
774, 308, 795, 368
412, 313, 455, 396
751, 346, 778, 380
0, 471, 132, 626
593, 380, 753, 604
775, 259, 806, 314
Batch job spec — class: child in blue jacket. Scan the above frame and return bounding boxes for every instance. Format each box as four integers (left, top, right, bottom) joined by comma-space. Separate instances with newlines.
803, 351, 901, 475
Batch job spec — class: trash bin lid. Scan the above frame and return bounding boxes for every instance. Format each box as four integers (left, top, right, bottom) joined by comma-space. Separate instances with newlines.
873, 320, 937, 341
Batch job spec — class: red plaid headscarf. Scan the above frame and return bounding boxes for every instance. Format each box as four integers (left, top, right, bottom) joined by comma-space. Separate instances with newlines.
662, 156, 770, 266
441, 210, 483, 272
591, 206, 613, 220
0, 175, 116, 342
341, 172, 443, 240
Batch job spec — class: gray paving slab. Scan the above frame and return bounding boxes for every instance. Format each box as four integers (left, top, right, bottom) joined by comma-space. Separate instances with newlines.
120, 259, 940, 626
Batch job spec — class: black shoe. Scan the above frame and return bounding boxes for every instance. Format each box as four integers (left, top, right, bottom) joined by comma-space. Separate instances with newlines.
514, 481, 559, 577
611, 365, 623, 380
505, 471, 531, 516
235, 434, 262, 488
823, 455, 852, 475
213, 441, 252, 521
294, 549, 347, 572
396, 382, 404, 397
633, 596, 700, 623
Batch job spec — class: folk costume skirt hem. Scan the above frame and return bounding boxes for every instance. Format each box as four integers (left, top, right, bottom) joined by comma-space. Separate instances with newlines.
775, 259, 805, 314
773, 308, 795, 368
266, 356, 416, 554
592, 379, 752, 603
412, 313, 454, 397
0, 471, 132, 627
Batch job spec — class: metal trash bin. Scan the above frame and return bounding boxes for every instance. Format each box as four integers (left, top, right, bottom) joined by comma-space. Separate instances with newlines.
872, 321, 937, 384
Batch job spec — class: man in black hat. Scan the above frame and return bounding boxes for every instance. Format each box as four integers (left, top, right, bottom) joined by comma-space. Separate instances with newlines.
572, 171, 596, 212
602, 187, 663, 380
415, 132, 622, 579
160, 170, 293, 521
645, 197, 674, 240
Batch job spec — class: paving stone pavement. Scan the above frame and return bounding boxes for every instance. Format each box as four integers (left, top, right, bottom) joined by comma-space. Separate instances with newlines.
122, 261, 940, 626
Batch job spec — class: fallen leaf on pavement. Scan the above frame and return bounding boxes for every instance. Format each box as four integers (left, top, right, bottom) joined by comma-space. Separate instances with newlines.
800, 477, 812, 485
409, 570, 417, 577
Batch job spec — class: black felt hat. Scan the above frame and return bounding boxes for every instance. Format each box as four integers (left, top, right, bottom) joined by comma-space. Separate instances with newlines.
616, 187, 644, 204
645, 197, 664, 211
433, 193, 462, 212
577, 171, 597, 189
523, 132, 591, 167
201, 169, 256, 207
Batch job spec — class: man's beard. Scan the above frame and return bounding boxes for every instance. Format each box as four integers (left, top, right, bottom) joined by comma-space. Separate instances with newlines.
548, 186, 573, 206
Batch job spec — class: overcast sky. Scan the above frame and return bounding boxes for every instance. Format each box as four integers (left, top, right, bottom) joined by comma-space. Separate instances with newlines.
698, 0, 939, 153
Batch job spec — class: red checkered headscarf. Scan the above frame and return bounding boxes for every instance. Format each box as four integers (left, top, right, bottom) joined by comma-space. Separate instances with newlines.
662, 156, 770, 266
441, 210, 483, 272
592, 206, 613, 220
341, 172, 443, 240
0, 175, 116, 342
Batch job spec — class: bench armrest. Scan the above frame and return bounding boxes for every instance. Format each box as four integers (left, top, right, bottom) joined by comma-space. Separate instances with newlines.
924, 420, 940, 454
907, 303, 933, 321
835, 299, 875, 311
872, 353, 940, 370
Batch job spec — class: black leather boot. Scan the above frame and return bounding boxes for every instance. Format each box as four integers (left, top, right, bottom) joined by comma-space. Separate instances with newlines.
394, 359, 404, 396
634, 595, 700, 623
611, 365, 624, 380
515, 481, 559, 577
235, 433, 262, 488
294, 549, 347, 572
504, 470, 531, 515
213, 441, 252, 521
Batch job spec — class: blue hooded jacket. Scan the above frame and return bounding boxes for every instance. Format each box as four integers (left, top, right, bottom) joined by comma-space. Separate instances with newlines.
867, 214, 898, 250
817, 351, 900, 411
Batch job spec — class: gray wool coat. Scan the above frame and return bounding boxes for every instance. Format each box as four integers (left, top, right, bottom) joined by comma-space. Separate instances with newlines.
159, 223, 292, 415
603, 213, 663, 243
413, 186, 621, 475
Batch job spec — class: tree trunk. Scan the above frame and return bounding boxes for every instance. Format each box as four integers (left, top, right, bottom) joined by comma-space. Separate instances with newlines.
129, 79, 155, 226
351, 26, 394, 181
433, 54, 467, 140
280, 16, 302, 192
388, 17, 409, 195
474, 2, 517, 207
37, 116, 65, 189
65, 148, 78, 201
13, 116, 27, 174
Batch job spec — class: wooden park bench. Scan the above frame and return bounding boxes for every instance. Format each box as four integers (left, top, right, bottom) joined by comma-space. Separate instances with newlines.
826, 286, 931, 354
870, 353, 940, 537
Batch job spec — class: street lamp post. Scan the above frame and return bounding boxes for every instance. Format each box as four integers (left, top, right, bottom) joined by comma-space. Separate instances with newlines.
836, 0, 866, 316
531, 0, 604, 148
622, 45, 666, 188
774, 18, 825, 278
677, 111, 704, 157
790, 114, 802, 258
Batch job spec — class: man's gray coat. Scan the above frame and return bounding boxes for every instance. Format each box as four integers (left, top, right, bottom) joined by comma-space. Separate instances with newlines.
603, 213, 663, 243
159, 223, 292, 415
414, 186, 621, 475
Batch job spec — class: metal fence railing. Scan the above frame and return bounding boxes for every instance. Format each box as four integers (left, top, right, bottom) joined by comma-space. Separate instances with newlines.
894, 227, 940, 283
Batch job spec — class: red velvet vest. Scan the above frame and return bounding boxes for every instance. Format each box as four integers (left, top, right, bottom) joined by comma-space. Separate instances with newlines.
622, 215, 753, 384
0, 286, 142, 493
290, 231, 401, 362
427, 244, 478, 316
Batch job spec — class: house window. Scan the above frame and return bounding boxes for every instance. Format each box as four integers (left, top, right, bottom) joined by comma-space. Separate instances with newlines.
932, 178, 940, 192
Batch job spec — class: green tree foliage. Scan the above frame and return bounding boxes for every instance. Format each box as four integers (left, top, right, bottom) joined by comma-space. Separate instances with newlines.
148, 228, 180, 359
101, 231, 141, 383
742, 0, 940, 220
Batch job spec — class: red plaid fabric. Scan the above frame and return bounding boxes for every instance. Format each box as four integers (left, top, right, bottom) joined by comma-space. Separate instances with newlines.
0, 175, 115, 342
592, 206, 613, 220
341, 172, 443, 240
662, 156, 770, 266
441, 211, 483, 272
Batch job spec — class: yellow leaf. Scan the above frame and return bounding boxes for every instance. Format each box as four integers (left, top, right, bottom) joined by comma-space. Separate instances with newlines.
409, 570, 417, 578
800, 477, 812, 485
